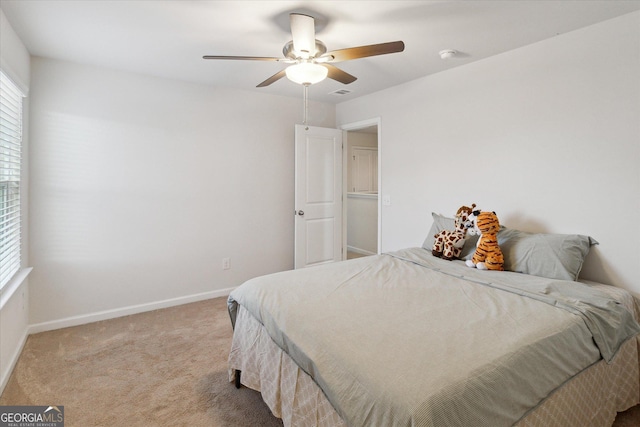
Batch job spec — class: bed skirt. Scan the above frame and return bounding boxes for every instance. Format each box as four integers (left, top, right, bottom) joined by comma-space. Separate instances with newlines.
228, 292, 640, 427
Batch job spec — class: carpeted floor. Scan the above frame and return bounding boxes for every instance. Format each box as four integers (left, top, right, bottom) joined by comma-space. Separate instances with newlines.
1, 297, 282, 426
1, 296, 639, 426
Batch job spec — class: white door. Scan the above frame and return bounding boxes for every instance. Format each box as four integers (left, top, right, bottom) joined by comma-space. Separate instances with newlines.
294, 124, 343, 269
351, 147, 378, 192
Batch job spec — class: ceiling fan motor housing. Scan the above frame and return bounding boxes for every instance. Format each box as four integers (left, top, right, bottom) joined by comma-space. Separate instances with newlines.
283, 40, 327, 60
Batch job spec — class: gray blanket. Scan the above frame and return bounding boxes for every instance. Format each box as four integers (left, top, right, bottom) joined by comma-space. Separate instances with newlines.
228, 248, 640, 427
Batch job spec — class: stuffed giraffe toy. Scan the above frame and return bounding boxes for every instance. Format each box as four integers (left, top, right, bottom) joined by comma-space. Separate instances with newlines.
432, 203, 476, 260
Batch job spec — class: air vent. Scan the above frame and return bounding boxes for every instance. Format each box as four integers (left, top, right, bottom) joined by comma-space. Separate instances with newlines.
329, 89, 353, 96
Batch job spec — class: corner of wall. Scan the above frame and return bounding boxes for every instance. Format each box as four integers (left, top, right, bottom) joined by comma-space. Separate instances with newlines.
0, 274, 30, 395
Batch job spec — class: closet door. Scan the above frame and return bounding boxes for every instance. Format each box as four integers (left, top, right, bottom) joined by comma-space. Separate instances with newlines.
351, 147, 377, 192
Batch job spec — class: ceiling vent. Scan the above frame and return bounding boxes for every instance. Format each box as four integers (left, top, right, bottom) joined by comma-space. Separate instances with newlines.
329, 89, 353, 96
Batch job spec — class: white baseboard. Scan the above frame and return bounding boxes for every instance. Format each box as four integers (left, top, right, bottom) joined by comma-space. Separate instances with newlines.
0, 328, 28, 396
28, 287, 236, 335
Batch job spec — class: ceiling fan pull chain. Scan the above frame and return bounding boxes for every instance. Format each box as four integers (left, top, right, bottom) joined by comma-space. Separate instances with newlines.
303, 83, 309, 128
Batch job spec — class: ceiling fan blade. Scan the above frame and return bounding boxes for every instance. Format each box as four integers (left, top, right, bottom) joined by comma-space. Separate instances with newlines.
203, 55, 281, 61
256, 69, 287, 87
325, 41, 405, 62
322, 64, 357, 85
290, 13, 315, 58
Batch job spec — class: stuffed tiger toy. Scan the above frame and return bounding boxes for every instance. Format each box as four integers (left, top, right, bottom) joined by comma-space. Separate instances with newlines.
465, 210, 504, 271
432, 203, 476, 260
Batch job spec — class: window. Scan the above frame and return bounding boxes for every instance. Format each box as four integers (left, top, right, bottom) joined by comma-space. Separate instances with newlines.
0, 70, 24, 289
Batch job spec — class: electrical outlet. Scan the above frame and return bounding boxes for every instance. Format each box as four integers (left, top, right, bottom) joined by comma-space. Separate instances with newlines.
382, 195, 391, 206
222, 257, 231, 270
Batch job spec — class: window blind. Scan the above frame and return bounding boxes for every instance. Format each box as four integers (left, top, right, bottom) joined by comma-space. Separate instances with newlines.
0, 70, 24, 289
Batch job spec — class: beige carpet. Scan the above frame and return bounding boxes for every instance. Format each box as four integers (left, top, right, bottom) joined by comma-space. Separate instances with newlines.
1, 296, 639, 426
1, 297, 282, 426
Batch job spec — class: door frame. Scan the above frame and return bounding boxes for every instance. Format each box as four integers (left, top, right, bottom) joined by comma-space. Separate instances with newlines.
340, 118, 382, 258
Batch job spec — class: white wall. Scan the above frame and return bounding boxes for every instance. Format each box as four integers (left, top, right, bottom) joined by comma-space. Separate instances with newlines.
336, 12, 640, 295
0, 8, 31, 394
347, 195, 378, 254
28, 57, 335, 328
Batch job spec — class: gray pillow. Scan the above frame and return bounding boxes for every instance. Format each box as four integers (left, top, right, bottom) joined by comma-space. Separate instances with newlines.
423, 212, 598, 281
422, 212, 479, 260
497, 228, 598, 281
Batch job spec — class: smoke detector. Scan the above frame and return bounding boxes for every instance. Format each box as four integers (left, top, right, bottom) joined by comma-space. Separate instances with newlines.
439, 49, 457, 59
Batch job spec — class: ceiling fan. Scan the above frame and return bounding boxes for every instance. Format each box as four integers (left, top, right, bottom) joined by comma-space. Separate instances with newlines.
203, 13, 405, 87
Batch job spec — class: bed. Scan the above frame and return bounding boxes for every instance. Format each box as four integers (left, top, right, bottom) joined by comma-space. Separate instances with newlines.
227, 215, 640, 427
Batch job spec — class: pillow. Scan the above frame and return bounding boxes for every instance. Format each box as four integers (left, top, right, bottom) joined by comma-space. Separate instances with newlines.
422, 212, 479, 260
496, 228, 598, 281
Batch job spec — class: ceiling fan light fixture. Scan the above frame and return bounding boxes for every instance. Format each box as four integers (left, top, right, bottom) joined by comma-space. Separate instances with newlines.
286, 62, 328, 85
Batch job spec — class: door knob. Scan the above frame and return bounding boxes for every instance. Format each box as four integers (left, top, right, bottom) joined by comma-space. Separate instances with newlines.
297, 210, 304, 216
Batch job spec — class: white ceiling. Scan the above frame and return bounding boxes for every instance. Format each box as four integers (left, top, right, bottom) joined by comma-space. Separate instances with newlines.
2, 0, 639, 104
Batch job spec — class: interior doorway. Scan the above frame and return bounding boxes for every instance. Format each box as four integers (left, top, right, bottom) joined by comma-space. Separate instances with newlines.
341, 119, 381, 260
